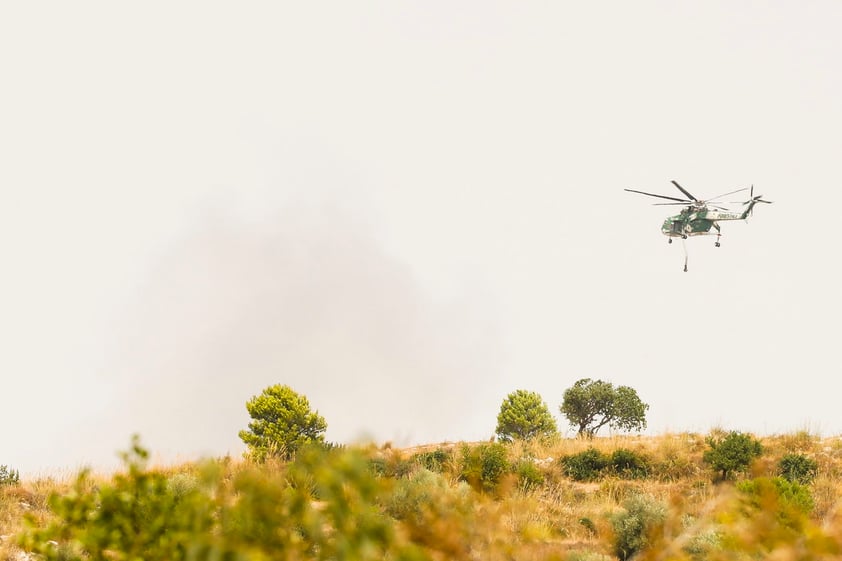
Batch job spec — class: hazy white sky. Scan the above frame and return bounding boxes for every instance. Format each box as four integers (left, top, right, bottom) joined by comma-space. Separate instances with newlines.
2, 2, 842, 474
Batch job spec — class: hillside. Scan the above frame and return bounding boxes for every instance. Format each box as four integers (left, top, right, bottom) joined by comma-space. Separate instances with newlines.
3, 431, 842, 560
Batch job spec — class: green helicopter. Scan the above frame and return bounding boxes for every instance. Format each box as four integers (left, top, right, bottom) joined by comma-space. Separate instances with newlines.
625, 180, 772, 271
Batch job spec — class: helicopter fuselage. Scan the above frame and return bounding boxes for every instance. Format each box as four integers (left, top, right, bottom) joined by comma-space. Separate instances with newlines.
661, 206, 750, 238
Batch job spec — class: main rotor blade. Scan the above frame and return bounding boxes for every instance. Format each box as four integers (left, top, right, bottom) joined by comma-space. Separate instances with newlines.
706, 187, 749, 202
625, 188, 689, 203
671, 180, 699, 202
653, 202, 730, 211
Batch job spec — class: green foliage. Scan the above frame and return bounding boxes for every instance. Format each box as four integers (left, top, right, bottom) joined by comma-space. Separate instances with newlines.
702, 431, 763, 480
560, 448, 650, 481
412, 448, 452, 473
368, 455, 415, 479
0, 465, 19, 486
560, 448, 609, 481
515, 459, 545, 491
579, 516, 598, 536
385, 469, 444, 521
459, 443, 510, 493
779, 453, 818, 484
610, 494, 666, 560
20, 436, 215, 561
560, 378, 649, 437
609, 448, 650, 479
284, 445, 425, 560
681, 519, 722, 561
238, 384, 328, 461
737, 477, 814, 523
494, 389, 558, 443
384, 469, 475, 559
21, 438, 429, 561
717, 476, 837, 558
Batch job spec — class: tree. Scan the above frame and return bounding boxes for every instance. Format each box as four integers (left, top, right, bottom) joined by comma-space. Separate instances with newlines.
560, 378, 648, 437
495, 390, 558, 443
779, 453, 818, 485
239, 384, 327, 460
703, 430, 763, 481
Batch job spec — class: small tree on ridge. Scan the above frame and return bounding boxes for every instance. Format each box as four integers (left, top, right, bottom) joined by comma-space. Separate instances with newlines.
239, 384, 327, 461
560, 378, 648, 437
495, 389, 558, 442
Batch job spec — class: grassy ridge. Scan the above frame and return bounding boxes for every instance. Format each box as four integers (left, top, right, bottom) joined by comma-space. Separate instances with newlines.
3, 431, 842, 560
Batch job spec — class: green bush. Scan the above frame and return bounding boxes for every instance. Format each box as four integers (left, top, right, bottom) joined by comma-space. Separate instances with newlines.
515, 459, 545, 491
385, 468, 445, 521
560, 448, 609, 481
778, 453, 818, 484
412, 448, 452, 473
21, 436, 215, 561
459, 443, 510, 493
368, 455, 415, 479
20, 438, 429, 561
495, 389, 558, 442
702, 431, 763, 480
0, 465, 19, 486
737, 477, 814, 531
609, 449, 650, 479
610, 494, 666, 560
682, 521, 722, 561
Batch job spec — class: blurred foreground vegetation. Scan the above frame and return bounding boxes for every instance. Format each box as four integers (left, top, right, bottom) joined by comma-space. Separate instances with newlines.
5, 431, 842, 560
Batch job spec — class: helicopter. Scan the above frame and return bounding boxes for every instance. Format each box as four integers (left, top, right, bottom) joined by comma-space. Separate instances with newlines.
625, 180, 772, 271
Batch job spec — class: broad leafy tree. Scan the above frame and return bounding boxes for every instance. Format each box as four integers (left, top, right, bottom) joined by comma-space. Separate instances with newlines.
560, 378, 648, 437
239, 384, 327, 460
495, 390, 558, 442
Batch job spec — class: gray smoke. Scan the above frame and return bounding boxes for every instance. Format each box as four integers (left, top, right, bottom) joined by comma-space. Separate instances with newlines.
107, 197, 505, 460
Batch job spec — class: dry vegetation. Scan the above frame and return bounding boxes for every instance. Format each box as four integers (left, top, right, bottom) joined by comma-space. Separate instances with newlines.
3, 431, 842, 560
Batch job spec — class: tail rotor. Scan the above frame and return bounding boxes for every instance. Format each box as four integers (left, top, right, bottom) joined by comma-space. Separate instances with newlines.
744, 185, 772, 217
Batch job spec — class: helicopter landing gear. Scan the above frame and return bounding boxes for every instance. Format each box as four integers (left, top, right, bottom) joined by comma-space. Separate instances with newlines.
714, 224, 721, 247
668, 238, 673, 244
715, 242, 720, 248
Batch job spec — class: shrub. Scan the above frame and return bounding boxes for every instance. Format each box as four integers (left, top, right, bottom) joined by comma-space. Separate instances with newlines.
682, 523, 723, 561
737, 477, 814, 530
238, 384, 327, 461
610, 494, 666, 560
412, 448, 452, 473
702, 431, 763, 481
385, 469, 443, 521
578, 517, 598, 536
778, 453, 818, 485
459, 443, 510, 493
560, 448, 609, 481
609, 449, 650, 479
20, 436, 216, 561
495, 390, 558, 442
369, 452, 416, 479
21, 438, 427, 561
0, 465, 19, 486
515, 459, 545, 491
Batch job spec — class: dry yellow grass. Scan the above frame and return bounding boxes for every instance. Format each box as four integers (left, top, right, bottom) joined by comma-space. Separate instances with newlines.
4, 432, 842, 560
